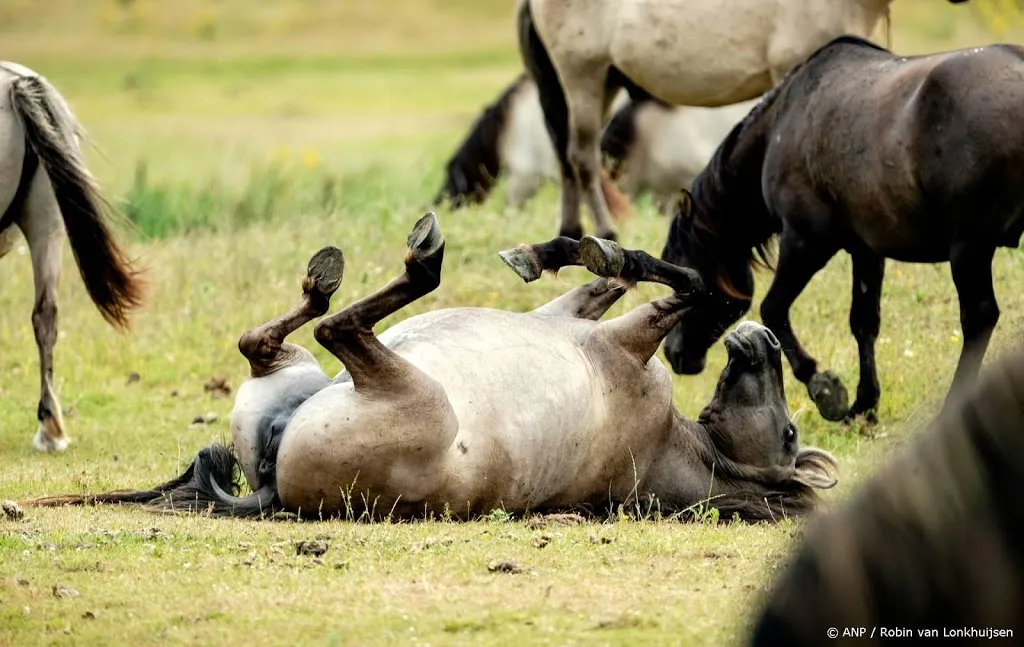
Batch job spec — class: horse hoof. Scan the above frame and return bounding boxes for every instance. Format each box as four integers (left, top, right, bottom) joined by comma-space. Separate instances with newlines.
306, 246, 345, 298
498, 245, 542, 283
843, 406, 879, 426
579, 236, 625, 278
808, 371, 849, 422
408, 212, 445, 260
32, 426, 69, 453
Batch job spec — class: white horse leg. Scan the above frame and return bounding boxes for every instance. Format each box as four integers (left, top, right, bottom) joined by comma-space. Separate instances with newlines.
565, 74, 619, 241
17, 177, 68, 452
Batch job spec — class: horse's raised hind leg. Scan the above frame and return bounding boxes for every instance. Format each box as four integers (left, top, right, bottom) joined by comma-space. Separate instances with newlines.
758, 230, 846, 421
313, 212, 446, 392
846, 251, 885, 424
945, 242, 999, 414
577, 236, 704, 362
17, 197, 67, 452
237, 246, 344, 377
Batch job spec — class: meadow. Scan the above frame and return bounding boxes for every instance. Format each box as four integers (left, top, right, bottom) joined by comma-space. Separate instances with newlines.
2, 1, 1024, 644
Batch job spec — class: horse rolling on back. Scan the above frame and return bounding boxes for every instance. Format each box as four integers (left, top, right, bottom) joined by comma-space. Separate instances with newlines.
0, 62, 144, 452
432, 73, 751, 215
660, 36, 1024, 425
748, 342, 1024, 645
26, 213, 837, 521
517, 0, 971, 242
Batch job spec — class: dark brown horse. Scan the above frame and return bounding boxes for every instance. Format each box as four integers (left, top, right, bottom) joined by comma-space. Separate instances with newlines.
747, 342, 1024, 645
660, 36, 1024, 423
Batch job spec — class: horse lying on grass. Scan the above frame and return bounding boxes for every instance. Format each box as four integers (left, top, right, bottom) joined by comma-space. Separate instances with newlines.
29, 214, 837, 521
748, 343, 1024, 645
660, 36, 1024, 424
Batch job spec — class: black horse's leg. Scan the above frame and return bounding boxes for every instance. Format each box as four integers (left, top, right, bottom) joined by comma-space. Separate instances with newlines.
498, 236, 582, 282
945, 242, 999, 412
846, 251, 886, 424
759, 230, 847, 421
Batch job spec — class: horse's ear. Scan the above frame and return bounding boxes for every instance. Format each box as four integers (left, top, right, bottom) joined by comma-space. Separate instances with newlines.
677, 189, 694, 220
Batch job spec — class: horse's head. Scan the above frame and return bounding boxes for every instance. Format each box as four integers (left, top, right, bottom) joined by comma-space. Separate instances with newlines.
699, 321, 836, 491
660, 188, 754, 374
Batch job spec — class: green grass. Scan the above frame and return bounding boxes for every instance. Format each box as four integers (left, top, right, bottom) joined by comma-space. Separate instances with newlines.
2, 1, 1024, 645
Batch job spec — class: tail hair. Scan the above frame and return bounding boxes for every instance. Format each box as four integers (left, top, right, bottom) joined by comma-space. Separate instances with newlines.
9, 72, 145, 330
24, 443, 280, 518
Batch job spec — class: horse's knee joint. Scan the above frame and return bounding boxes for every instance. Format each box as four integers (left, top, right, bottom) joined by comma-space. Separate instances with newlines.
961, 301, 1000, 337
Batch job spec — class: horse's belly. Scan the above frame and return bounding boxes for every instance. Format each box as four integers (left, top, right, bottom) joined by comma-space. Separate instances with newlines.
274, 308, 668, 515
610, 1, 774, 106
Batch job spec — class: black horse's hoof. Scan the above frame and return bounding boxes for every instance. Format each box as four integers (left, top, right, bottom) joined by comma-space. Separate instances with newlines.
579, 235, 625, 278
843, 406, 879, 427
498, 245, 543, 283
808, 371, 849, 422
306, 246, 345, 298
408, 212, 445, 260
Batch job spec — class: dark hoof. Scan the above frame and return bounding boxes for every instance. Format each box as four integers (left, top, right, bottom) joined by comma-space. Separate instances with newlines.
306, 246, 345, 298
408, 212, 445, 260
579, 236, 625, 278
843, 406, 879, 426
807, 371, 849, 422
498, 245, 542, 283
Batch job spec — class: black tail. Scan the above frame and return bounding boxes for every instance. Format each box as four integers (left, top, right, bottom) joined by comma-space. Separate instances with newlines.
25, 444, 280, 518
9, 74, 145, 330
433, 74, 529, 209
517, 1, 572, 181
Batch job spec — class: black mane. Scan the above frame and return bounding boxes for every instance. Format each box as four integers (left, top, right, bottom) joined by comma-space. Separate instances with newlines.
433, 74, 529, 208
667, 34, 892, 297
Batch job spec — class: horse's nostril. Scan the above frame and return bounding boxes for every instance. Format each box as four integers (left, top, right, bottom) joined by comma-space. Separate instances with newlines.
763, 328, 780, 349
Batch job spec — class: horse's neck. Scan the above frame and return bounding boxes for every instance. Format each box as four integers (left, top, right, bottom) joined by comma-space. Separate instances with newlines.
647, 413, 782, 512
846, 0, 892, 38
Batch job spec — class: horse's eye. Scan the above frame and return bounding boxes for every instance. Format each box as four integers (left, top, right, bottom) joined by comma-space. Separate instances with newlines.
783, 423, 797, 444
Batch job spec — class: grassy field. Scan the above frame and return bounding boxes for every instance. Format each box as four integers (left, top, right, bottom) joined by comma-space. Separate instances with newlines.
2, 1, 1024, 645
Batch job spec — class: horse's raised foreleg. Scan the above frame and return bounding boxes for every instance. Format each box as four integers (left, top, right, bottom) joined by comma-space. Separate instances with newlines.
237, 246, 344, 378
577, 236, 704, 362
313, 212, 446, 393
846, 251, 885, 424
946, 242, 999, 413
499, 236, 627, 319
18, 192, 67, 453
759, 231, 847, 422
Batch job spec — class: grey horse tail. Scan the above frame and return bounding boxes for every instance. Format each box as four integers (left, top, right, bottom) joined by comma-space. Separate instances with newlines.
24, 444, 281, 518
8, 72, 144, 330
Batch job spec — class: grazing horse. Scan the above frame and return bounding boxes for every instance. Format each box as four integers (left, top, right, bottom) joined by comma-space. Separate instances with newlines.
748, 343, 1024, 645
517, 0, 971, 242
432, 73, 751, 215
660, 35, 1024, 425
432, 73, 633, 215
0, 62, 143, 452
27, 213, 837, 521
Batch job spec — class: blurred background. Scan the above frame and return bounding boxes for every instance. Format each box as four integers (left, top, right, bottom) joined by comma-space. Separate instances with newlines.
2, 0, 1023, 239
